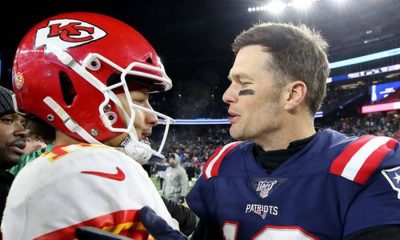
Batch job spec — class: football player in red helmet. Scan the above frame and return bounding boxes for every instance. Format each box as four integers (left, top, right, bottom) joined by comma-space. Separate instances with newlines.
1, 12, 178, 239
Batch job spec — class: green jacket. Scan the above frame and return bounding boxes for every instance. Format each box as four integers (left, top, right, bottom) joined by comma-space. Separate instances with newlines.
8, 143, 55, 176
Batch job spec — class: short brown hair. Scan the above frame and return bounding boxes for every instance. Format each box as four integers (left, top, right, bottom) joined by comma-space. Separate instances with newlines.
232, 22, 330, 115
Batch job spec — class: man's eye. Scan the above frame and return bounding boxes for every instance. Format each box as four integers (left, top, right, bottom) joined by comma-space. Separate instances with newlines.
238, 81, 251, 86
1, 118, 13, 124
133, 100, 146, 107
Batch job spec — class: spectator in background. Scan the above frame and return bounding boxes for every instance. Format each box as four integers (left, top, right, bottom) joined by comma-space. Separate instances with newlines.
162, 153, 188, 204
156, 161, 168, 189
185, 162, 196, 183
0, 86, 27, 222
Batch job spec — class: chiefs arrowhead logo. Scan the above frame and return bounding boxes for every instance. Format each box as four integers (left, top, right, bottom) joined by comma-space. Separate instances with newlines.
35, 19, 107, 50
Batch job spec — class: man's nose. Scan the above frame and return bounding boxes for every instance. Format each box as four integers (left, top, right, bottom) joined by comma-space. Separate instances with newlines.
146, 111, 158, 127
15, 122, 28, 138
222, 84, 237, 104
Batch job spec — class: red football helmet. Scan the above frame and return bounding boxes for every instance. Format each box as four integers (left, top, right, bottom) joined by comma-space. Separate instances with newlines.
12, 12, 173, 160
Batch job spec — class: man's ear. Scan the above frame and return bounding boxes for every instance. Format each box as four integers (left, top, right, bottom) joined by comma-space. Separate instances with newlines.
283, 81, 307, 111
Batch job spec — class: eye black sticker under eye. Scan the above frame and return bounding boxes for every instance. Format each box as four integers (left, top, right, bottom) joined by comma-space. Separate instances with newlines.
239, 89, 255, 96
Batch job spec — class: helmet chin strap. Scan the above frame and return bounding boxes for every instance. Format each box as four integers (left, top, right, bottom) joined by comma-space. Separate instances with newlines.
44, 96, 102, 145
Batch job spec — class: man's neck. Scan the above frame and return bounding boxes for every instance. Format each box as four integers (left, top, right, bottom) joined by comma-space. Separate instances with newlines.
253, 132, 317, 173
54, 131, 85, 146
255, 116, 316, 152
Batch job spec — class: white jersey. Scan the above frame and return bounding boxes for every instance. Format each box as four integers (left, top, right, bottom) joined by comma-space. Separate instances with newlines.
1, 144, 178, 239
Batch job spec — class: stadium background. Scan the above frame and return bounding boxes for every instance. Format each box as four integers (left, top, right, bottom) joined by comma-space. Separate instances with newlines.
0, 0, 399, 190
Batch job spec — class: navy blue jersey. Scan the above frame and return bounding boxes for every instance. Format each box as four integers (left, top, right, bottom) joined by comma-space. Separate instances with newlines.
187, 129, 400, 240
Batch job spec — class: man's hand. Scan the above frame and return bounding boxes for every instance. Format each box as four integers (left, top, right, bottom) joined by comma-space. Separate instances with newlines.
75, 207, 187, 240
140, 206, 188, 240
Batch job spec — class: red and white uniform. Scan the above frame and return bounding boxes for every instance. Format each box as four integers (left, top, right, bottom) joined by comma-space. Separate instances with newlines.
1, 144, 178, 239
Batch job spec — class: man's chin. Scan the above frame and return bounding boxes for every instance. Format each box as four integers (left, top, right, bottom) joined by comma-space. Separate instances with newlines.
6, 153, 22, 166
229, 128, 241, 140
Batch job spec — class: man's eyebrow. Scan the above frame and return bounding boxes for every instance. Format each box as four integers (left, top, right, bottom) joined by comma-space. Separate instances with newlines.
228, 73, 242, 82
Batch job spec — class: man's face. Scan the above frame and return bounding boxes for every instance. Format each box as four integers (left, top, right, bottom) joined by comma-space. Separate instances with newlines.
223, 45, 284, 143
106, 89, 158, 147
0, 113, 27, 169
168, 157, 177, 167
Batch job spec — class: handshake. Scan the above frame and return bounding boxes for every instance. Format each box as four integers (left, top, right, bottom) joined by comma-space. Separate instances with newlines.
75, 206, 188, 240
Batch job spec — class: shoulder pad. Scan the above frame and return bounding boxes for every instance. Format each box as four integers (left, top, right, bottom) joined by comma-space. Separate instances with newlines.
203, 141, 242, 180
330, 135, 398, 184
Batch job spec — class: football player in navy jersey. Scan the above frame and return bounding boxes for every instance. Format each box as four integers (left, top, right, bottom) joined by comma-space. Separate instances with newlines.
184, 22, 400, 239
